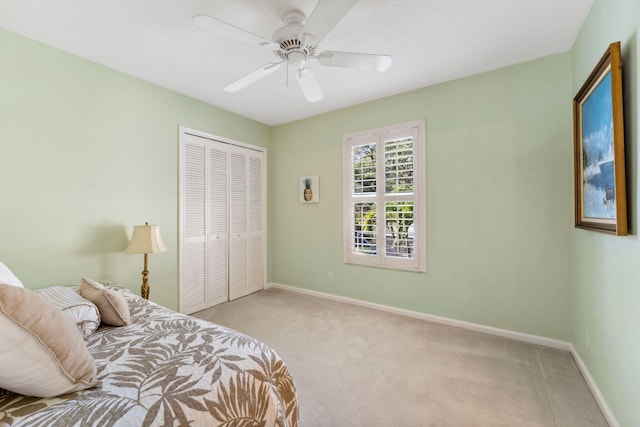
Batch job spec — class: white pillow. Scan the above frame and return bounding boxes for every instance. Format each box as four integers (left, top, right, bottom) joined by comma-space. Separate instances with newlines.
0, 261, 23, 288
0, 284, 98, 397
37, 286, 101, 338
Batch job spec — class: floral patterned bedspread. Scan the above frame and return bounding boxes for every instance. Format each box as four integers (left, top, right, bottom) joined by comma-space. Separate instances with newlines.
0, 287, 298, 427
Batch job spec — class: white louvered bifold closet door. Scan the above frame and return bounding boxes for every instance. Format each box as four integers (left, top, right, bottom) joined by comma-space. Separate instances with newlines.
207, 141, 229, 306
228, 146, 265, 301
181, 135, 207, 313
180, 130, 265, 313
229, 147, 248, 301
247, 152, 264, 295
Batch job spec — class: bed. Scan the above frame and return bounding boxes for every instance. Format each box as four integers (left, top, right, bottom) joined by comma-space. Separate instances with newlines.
0, 280, 298, 427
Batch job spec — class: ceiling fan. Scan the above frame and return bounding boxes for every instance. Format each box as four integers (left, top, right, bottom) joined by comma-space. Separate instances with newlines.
193, 0, 392, 103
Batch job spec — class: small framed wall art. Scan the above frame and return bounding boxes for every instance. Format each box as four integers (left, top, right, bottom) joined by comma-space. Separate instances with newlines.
300, 176, 319, 203
572, 41, 627, 235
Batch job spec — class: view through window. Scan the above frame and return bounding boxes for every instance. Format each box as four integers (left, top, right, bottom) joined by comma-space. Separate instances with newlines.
343, 120, 426, 271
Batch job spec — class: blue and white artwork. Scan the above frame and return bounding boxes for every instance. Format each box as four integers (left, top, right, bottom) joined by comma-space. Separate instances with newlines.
581, 71, 615, 219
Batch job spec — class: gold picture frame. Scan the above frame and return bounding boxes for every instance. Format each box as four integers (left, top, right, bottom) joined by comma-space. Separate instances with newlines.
573, 41, 627, 235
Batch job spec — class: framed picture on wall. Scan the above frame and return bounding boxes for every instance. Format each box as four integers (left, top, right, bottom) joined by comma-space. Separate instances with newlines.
300, 176, 319, 203
572, 41, 627, 236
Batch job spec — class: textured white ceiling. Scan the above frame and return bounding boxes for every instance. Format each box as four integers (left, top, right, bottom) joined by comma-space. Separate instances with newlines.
0, 0, 593, 125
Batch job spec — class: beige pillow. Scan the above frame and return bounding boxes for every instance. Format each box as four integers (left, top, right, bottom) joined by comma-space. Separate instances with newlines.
0, 284, 98, 397
79, 277, 130, 326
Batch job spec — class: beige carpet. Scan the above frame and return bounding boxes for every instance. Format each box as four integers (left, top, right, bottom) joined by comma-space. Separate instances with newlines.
193, 288, 608, 427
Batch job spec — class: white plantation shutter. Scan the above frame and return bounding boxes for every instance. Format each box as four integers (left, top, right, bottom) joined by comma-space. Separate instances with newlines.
180, 128, 265, 313
343, 119, 426, 272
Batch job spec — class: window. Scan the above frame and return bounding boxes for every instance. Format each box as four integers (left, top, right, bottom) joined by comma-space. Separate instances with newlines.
343, 119, 426, 272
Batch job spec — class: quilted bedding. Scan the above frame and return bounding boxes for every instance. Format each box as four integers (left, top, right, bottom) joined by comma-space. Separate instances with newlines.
0, 287, 298, 426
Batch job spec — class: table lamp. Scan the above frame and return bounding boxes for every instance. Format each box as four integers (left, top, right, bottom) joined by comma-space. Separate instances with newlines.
125, 222, 167, 300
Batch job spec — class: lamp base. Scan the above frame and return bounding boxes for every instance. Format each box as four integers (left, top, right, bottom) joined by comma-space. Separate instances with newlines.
141, 281, 150, 300
141, 263, 150, 300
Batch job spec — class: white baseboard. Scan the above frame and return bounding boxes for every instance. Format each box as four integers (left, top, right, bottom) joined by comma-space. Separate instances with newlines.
267, 282, 571, 349
266, 282, 619, 427
569, 347, 619, 427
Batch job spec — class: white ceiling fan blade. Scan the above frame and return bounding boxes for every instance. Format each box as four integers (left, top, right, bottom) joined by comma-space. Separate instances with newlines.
296, 67, 324, 103
224, 62, 283, 92
317, 51, 392, 71
193, 14, 279, 50
301, 0, 360, 43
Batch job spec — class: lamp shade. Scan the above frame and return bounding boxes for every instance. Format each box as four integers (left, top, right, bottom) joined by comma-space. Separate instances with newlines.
125, 223, 167, 254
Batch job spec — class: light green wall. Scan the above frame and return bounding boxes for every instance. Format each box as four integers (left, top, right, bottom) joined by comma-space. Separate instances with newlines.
0, 28, 271, 310
270, 52, 574, 340
3, 8, 638, 422
570, 0, 640, 425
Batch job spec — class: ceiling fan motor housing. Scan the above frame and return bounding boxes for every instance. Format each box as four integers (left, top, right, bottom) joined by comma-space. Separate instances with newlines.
272, 10, 318, 62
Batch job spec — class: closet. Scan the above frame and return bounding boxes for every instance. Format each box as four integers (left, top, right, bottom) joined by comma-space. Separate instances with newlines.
179, 128, 265, 314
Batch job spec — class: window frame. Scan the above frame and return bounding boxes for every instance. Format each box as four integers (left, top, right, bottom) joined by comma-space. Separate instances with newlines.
342, 119, 426, 272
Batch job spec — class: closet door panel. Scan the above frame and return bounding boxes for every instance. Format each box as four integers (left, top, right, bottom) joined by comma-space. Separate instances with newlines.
248, 236, 263, 294
229, 151, 247, 234
229, 235, 248, 300
207, 144, 229, 306
229, 149, 248, 300
207, 238, 228, 304
248, 153, 264, 294
183, 242, 206, 312
248, 154, 263, 233
181, 138, 207, 313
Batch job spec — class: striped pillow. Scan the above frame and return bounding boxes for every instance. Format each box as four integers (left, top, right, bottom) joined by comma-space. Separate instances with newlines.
37, 286, 101, 338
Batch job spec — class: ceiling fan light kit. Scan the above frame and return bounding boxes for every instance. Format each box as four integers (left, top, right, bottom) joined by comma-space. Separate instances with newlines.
194, 0, 392, 103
